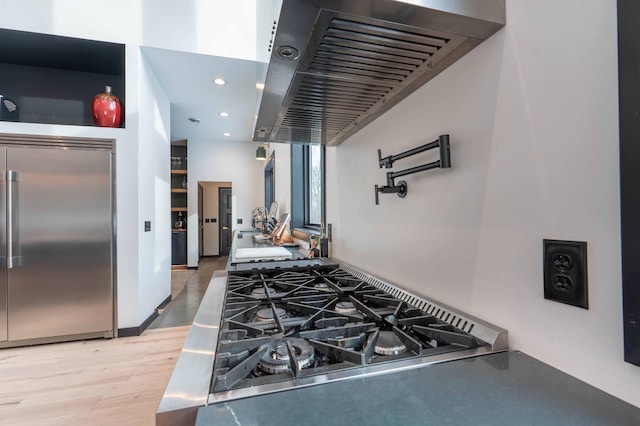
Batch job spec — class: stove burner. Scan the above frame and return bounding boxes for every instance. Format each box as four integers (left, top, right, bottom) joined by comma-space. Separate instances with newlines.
258, 338, 315, 374
251, 287, 276, 298
214, 264, 493, 395
256, 307, 287, 322
335, 301, 357, 314
374, 331, 407, 356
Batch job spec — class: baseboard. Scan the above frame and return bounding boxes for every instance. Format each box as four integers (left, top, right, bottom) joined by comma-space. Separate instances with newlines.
117, 294, 172, 337
117, 327, 142, 338
156, 294, 172, 310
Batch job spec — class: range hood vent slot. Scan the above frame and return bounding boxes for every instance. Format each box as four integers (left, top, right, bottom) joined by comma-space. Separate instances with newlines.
254, 0, 505, 146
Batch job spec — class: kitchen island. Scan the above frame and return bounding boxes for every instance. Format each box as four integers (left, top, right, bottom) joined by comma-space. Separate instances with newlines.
196, 350, 640, 425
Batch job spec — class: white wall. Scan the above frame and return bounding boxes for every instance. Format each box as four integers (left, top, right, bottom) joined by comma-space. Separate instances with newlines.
326, 0, 638, 406
140, 0, 258, 61
137, 52, 172, 325
0, 0, 259, 61
187, 139, 263, 266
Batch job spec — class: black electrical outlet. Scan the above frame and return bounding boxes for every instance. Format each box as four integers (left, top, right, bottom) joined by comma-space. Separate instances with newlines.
205, 218, 210, 223
237, 219, 243, 224
543, 239, 588, 309
144, 221, 151, 232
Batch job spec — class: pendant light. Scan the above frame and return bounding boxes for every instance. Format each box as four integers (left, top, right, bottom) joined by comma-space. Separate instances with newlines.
256, 144, 267, 160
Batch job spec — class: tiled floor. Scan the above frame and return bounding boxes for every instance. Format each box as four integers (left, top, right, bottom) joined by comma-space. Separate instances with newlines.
148, 256, 228, 329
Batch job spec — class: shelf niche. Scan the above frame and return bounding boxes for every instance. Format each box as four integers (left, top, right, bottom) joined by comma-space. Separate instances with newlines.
0, 28, 125, 127
171, 141, 188, 268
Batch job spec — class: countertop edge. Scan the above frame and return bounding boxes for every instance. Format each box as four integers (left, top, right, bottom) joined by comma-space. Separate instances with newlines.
156, 270, 228, 426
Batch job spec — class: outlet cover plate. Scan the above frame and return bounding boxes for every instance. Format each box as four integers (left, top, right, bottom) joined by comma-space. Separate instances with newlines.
543, 239, 588, 309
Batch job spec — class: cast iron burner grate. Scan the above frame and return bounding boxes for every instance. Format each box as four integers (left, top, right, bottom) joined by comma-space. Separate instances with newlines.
211, 264, 482, 393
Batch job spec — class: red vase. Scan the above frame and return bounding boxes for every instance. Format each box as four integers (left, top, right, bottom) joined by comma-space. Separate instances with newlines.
91, 86, 122, 127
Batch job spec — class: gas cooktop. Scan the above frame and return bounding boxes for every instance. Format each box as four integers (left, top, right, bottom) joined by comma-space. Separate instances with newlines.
157, 260, 508, 424
209, 263, 508, 401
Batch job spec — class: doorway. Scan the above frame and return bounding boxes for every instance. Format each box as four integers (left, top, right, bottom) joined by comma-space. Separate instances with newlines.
197, 181, 232, 258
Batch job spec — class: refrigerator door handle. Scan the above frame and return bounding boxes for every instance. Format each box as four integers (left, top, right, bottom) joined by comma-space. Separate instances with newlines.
7, 170, 17, 269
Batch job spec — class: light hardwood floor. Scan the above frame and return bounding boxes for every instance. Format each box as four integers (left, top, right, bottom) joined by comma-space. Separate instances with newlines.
0, 326, 189, 426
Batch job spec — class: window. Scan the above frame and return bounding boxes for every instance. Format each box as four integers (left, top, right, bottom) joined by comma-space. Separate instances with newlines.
264, 152, 275, 209
307, 144, 323, 225
291, 144, 325, 230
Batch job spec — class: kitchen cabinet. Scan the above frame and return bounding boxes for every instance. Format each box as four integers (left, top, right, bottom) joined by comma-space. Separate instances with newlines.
0, 28, 125, 127
171, 141, 188, 269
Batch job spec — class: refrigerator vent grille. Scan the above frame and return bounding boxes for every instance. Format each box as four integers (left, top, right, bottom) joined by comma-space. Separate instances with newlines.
0, 134, 114, 152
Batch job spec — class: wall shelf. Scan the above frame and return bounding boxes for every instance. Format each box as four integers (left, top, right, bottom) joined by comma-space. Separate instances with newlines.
0, 28, 125, 127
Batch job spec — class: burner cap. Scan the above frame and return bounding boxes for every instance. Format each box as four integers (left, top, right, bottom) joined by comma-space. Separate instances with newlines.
314, 282, 328, 289
258, 338, 314, 374
256, 307, 287, 321
335, 301, 357, 314
374, 331, 407, 356
251, 287, 276, 298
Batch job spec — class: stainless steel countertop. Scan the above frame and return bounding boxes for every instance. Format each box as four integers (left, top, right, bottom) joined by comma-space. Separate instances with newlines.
226, 230, 322, 271
156, 270, 227, 426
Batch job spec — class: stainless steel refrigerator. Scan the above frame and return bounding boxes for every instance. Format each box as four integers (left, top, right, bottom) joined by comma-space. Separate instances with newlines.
0, 136, 115, 347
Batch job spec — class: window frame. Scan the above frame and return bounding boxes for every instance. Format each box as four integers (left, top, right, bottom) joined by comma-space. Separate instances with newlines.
291, 143, 325, 232
264, 152, 275, 210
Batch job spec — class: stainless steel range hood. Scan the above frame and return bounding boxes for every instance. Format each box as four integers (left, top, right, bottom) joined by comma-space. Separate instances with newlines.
253, 0, 505, 146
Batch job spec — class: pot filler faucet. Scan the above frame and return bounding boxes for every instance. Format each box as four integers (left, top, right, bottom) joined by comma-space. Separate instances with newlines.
375, 134, 451, 205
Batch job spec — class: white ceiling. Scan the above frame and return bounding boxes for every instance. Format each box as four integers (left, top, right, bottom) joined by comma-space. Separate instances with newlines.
141, 46, 267, 144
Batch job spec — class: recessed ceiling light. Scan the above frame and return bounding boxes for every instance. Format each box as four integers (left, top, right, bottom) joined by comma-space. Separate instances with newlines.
214, 78, 226, 85
223, 132, 231, 137
188, 117, 201, 123
219, 112, 229, 117
256, 82, 265, 90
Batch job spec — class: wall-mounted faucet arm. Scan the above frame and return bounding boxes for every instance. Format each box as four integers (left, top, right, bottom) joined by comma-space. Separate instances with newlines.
375, 135, 451, 205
